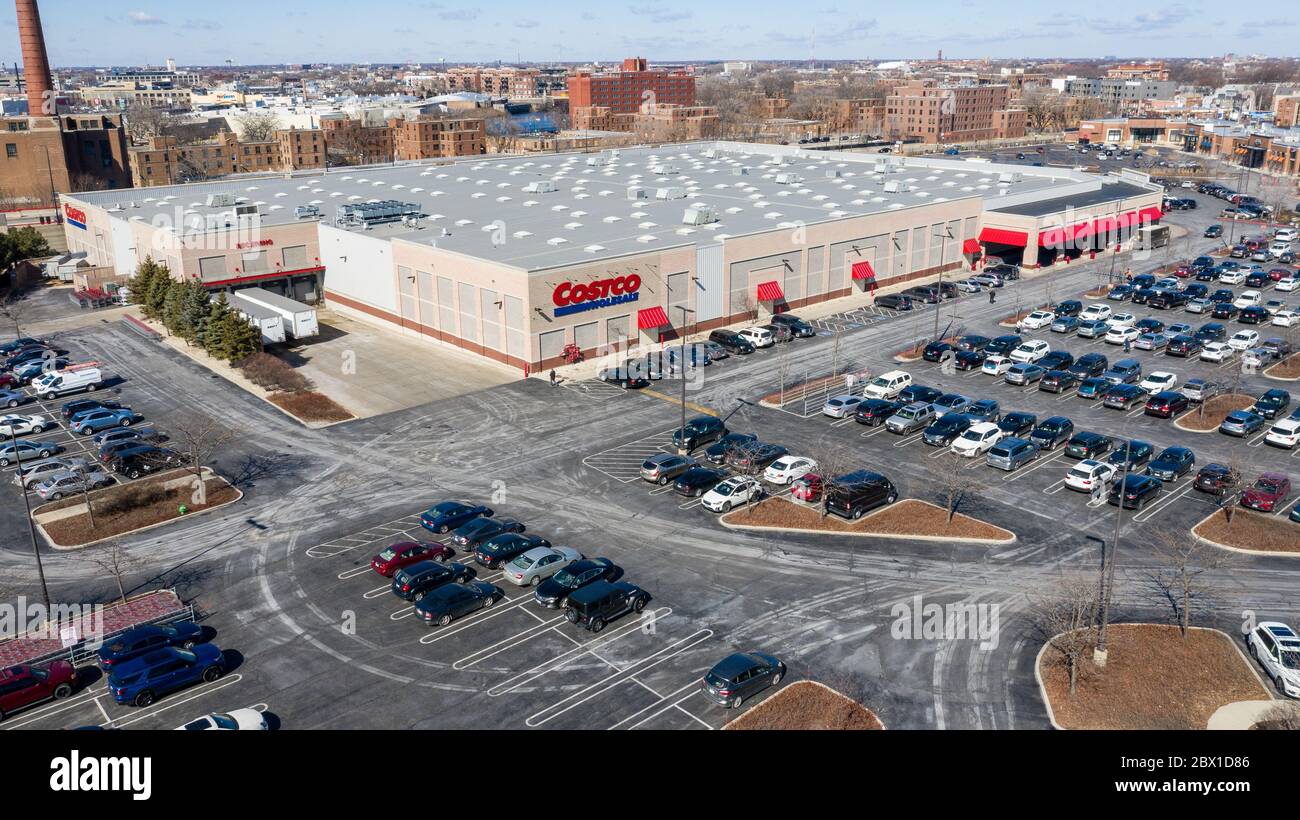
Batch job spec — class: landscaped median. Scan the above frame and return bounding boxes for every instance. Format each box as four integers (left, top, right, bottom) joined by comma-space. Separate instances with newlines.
1172, 393, 1255, 432
1038, 624, 1271, 730
997, 305, 1051, 328
1264, 352, 1300, 381
718, 497, 1015, 544
1191, 507, 1300, 555
893, 336, 958, 363
723, 681, 884, 730
32, 467, 242, 549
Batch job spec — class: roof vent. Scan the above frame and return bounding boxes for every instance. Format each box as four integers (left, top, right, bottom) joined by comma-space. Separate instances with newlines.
522, 180, 557, 194
683, 205, 718, 225
656, 187, 686, 200
627, 186, 648, 201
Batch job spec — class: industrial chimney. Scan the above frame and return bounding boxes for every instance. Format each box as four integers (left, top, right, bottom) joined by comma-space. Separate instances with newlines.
15, 0, 53, 116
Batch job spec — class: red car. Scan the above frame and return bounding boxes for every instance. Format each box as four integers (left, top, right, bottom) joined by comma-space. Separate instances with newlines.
790, 473, 823, 503
371, 540, 454, 576
0, 660, 76, 721
1173, 265, 1192, 278
1240, 472, 1292, 512
1268, 269, 1288, 282
0, 373, 17, 390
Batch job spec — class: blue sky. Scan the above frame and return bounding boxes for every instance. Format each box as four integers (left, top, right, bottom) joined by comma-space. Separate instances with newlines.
0, 1, 1292, 67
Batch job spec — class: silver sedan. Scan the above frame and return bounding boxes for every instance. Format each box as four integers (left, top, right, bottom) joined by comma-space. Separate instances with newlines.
504, 546, 583, 587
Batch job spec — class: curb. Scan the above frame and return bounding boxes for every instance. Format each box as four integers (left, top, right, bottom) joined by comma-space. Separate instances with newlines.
722, 680, 887, 730
717, 498, 1017, 545
1189, 510, 1300, 558
1032, 639, 1065, 730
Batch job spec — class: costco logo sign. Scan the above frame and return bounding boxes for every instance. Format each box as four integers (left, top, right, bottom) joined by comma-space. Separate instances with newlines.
64, 204, 87, 230
552, 274, 641, 317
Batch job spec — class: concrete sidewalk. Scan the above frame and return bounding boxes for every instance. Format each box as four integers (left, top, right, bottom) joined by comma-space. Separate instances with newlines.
1206, 699, 1284, 730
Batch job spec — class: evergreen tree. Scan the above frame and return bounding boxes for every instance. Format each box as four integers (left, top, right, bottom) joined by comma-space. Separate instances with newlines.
179, 280, 211, 347
203, 293, 233, 357
143, 263, 172, 321
128, 258, 159, 310
162, 278, 186, 337
221, 311, 263, 363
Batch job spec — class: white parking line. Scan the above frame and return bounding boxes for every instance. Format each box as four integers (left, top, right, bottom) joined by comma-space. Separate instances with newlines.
416, 590, 542, 645
337, 566, 372, 580
891, 431, 924, 448
1132, 481, 1194, 523
107, 673, 245, 729
1002, 450, 1064, 482
452, 613, 571, 670
609, 679, 712, 730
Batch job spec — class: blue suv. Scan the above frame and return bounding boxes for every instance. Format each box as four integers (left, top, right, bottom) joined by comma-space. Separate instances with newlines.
107, 644, 225, 707
70, 408, 143, 435
97, 622, 206, 669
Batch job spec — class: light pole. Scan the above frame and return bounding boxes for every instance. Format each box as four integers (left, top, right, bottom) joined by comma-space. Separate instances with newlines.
1095, 439, 1131, 665
675, 305, 694, 455
933, 226, 953, 340
9, 427, 51, 611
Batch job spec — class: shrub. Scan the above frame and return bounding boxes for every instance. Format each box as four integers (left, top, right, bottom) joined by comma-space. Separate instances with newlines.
94, 483, 169, 517
236, 352, 312, 393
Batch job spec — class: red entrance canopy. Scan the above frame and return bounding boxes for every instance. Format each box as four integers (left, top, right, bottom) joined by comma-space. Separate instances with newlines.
850, 260, 876, 280
636, 306, 670, 330
1038, 220, 1093, 247
961, 238, 981, 255
755, 281, 784, 301
1136, 206, 1163, 223
978, 227, 1028, 247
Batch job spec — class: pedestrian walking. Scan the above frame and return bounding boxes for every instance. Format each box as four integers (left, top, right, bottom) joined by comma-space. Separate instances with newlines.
989, 288, 996, 304
1015, 319, 1024, 335
1123, 338, 1131, 353
1091, 479, 1103, 505
549, 369, 558, 387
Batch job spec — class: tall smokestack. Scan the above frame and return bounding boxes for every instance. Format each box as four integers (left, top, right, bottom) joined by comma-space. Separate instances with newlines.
15, 0, 54, 116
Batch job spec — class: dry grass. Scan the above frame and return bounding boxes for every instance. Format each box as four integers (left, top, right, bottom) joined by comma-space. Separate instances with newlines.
39, 474, 239, 547
896, 335, 959, 360
1193, 508, 1300, 553
237, 352, 313, 393
1085, 286, 1113, 297
1039, 624, 1269, 730
1173, 393, 1256, 431
1265, 353, 1300, 380
722, 496, 1012, 541
269, 391, 354, 423
725, 681, 884, 730
760, 373, 850, 405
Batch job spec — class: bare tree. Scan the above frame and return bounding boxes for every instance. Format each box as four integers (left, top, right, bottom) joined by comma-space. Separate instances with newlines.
163, 415, 235, 504
236, 112, 283, 143
1254, 701, 1300, 730
124, 103, 168, 144
88, 539, 140, 605
0, 290, 33, 338
1145, 528, 1235, 638
926, 449, 983, 525
1027, 574, 1101, 696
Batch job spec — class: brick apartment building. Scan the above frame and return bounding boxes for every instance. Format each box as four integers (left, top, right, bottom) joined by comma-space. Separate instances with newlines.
759, 98, 791, 119
74, 82, 193, 110
1273, 94, 1300, 129
128, 127, 327, 186
443, 67, 540, 98
567, 57, 695, 114
1, 113, 131, 205
884, 82, 1026, 144
321, 116, 395, 165
389, 115, 487, 160
630, 104, 719, 139
830, 98, 886, 133
1105, 61, 1170, 81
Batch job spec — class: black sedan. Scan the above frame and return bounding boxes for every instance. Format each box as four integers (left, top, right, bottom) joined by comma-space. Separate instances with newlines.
996, 411, 1036, 437
674, 466, 728, 497
449, 517, 524, 548
956, 335, 991, 352
1240, 306, 1271, 325
954, 350, 987, 371
1038, 370, 1078, 394
1038, 351, 1074, 371
724, 442, 787, 471
420, 501, 493, 534
1107, 474, 1162, 510
414, 581, 503, 626
1103, 384, 1146, 410
922, 341, 955, 363
534, 558, 618, 608
1144, 391, 1189, 419
474, 533, 552, 569
96, 622, 206, 669
1146, 447, 1196, 482
705, 433, 758, 465
854, 399, 905, 426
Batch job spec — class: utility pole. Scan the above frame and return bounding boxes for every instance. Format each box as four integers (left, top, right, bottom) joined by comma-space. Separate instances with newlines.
1095, 439, 1131, 666
9, 428, 51, 611
933, 226, 952, 340
675, 305, 694, 455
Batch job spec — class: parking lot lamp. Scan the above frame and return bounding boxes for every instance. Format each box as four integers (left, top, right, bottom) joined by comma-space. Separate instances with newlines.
1096, 440, 1132, 665
9, 427, 51, 611
675, 305, 694, 455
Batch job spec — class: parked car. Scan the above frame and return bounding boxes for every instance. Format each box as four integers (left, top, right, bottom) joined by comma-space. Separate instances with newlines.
764, 455, 818, 484
671, 415, 727, 450
107, 645, 225, 707
33, 469, 114, 500
822, 394, 865, 419
1064, 459, 1116, 493
414, 581, 503, 626
564, 580, 651, 633
391, 560, 476, 602
419, 501, 493, 534
1146, 447, 1196, 481
951, 422, 1004, 457
96, 623, 206, 669
1107, 440, 1154, 471
1107, 474, 1162, 510
965, 399, 1001, 423
1265, 418, 1300, 449
1038, 370, 1078, 394
1068, 353, 1109, 379
981, 354, 1014, 376
707, 330, 756, 355
705, 432, 758, 465
371, 540, 454, 576
986, 437, 1041, 471
0, 661, 77, 721
1219, 410, 1266, 437
505, 545, 583, 587
639, 453, 697, 486
1029, 416, 1074, 451
674, 466, 728, 498
854, 398, 905, 426
1065, 431, 1112, 460
1241, 473, 1292, 512
0, 414, 50, 437
1253, 389, 1292, 420
862, 370, 913, 400
1166, 335, 1201, 357
1144, 391, 1190, 419
1194, 463, 1242, 495
1102, 359, 1142, 385
1005, 363, 1045, 385
701, 475, 764, 513
701, 652, 785, 709
923, 413, 973, 447
1245, 622, 1300, 698
474, 533, 551, 569
824, 470, 897, 519
533, 558, 618, 608
769, 313, 817, 337
1138, 371, 1178, 396
996, 411, 1036, 437
0, 438, 63, 467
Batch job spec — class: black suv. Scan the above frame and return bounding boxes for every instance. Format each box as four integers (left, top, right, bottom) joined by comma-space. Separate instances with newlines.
1108, 474, 1162, 510
922, 413, 972, 447
876, 294, 914, 311
985, 335, 1023, 356
110, 445, 182, 479
705, 432, 758, 465
1067, 353, 1108, 379
534, 558, 618, 608
564, 580, 651, 632
1253, 389, 1291, 420
1029, 416, 1074, 451
474, 533, 551, 569
391, 561, 476, 602
768, 313, 816, 338
1054, 300, 1083, 317
824, 470, 897, 520
1166, 335, 1201, 357
707, 330, 755, 355
671, 415, 727, 450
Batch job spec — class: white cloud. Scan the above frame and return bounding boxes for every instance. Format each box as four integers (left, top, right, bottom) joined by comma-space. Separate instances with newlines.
128, 11, 165, 25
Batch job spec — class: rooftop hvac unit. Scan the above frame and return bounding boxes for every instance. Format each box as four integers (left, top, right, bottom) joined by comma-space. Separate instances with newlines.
205, 193, 238, 207
825, 170, 842, 178
682, 205, 719, 226
232, 203, 260, 218
731, 166, 749, 176
882, 181, 901, 193
649, 163, 679, 174
627, 186, 648, 200
656, 187, 686, 200
586, 155, 609, 167
294, 205, 321, 220
998, 172, 1022, 183
702, 149, 717, 158
774, 173, 803, 185
335, 200, 426, 228
522, 180, 557, 193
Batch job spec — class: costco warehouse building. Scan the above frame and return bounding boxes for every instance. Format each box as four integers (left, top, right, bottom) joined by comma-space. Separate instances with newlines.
58, 141, 1163, 372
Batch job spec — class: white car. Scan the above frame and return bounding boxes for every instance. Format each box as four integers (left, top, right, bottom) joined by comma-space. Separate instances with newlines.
1228, 329, 1261, 351
981, 355, 1014, 376
1268, 241, 1292, 259
764, 455, 818, 484
822, 394, 865, 418
1021, 310, 1055, 330
505, 545, 583, 586
0, 414, 50, 437
1233, 290, 1262, 310
1265, 418, 1300, 449
1009, 340, 1050, 363
738, 327, 775, 348
1063, 459, 1116, 493
176, 709, 269, 731
950, 422, 1004, 457
1138, 371, 1178, 395
1080, 303, 1112, 321
1275, 228, 1299, 243
1105, 312, 1136, 329
1246, 621, 1300, 698
1273, 310, 1300, 327
701, 475, 765, 513
1104, 326, 1139, 345
955, 279, 983, 294
1277, 277, 1299, 293
1199, 342, 1234, 363
1242, 348, 1268, 370
1218, 270, 1247, 285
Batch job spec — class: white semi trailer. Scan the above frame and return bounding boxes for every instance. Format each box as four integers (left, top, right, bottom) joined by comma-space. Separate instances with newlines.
231, 287, 319, 340
229, 292, 288, 345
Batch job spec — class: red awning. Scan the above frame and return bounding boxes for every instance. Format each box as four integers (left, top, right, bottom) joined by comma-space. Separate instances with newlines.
1136, 206, 1163, 223
961, 238, 981, 255
755, 281, 784, 301
850, 260, 876, 280
1038, 220, 1093, 247
636, 306, 670, 330
978, 227, 1028, 247
1092, 216, 1118, 235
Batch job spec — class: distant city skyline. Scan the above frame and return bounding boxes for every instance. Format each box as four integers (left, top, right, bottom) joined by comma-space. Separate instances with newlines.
0, 0, 1295, 68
